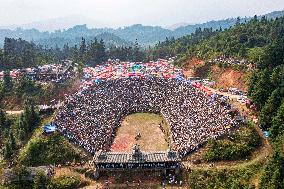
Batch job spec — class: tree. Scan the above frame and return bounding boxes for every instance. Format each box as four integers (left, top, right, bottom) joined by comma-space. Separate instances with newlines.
18, 113, 28, 135
3, 38, 38, 69
250, 69, 272, 109
260, 152, 284, 189
98, 39, 107, 63
9, 131, 16, 150
133, 39, 145, 62
261, 16, 267, 23
247, 47, 266, 66
264, 36, 284, 69
3, 70, 13, 93
3, 141, 12, 159
84, 38, 107, 66
270, 100, 284, 139
21, 99, 40, 133
259, 89, 283, 130
0, 49, 4, 69
33, 171, 50, 189
236, 17, 241, 26
15, 76, 39, 98
77, 61, 84, 77
12, 165, 31, 187
0, 108, 8, 130
62, 44, 70, 60
253, 15, 258, 22
79, 37, 86, 62
71, 45, 79, 63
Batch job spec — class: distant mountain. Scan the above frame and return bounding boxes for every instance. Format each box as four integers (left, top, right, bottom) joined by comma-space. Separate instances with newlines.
173, 18, 238, 37
113, 24, 172, 46
173, 10, 284, 37
264, 10, 284, 19
36, 32, 133, 49
95, 32, 133, 47
165, 22, 190, 30
0, 10, 283, 48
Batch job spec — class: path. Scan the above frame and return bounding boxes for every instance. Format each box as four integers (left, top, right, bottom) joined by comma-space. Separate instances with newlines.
6, 110, 24, 115
5, 103, 62, 115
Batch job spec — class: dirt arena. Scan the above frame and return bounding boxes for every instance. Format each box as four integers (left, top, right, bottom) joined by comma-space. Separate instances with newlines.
111, 113, 171, 152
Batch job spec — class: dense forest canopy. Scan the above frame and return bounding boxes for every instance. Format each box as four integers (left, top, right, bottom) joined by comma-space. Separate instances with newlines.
0, 36, 147, 69
150, 16, 284, 66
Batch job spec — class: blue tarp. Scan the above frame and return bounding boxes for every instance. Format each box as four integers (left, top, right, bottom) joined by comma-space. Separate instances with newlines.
185, 80, 192, 86
264, 131, 270, 138
95, 79, 103, 84
175, 75, 185, 81
44, 123, 57, 133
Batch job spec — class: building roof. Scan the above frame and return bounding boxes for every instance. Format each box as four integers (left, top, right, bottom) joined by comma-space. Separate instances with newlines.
93, 145, 180, 164
1, 166, 54, 184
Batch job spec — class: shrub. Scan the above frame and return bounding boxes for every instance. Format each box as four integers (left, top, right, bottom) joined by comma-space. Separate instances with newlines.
48, 175, 83, 189
33, 171, 50, 189
203, 123, 261, 161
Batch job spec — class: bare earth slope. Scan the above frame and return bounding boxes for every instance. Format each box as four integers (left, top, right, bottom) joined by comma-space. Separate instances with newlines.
183, 58, 248, 91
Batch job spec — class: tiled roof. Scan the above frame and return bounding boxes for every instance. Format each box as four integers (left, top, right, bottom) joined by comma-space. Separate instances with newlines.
93, 151, 180, 164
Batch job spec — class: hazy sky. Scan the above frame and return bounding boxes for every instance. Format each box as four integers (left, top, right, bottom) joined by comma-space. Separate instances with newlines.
0, 0, 283, 28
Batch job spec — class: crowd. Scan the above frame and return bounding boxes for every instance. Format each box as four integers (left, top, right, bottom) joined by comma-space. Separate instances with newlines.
209, 56, 249, 65
208, 56, 256, 69
0, 60, 76, 84
83, 59, 183, 85
55, 69, 240, 157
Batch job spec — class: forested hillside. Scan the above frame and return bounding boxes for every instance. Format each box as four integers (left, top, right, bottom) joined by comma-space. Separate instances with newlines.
147, 27, 220, 60
0, 37, 146, 69
150, 15, 284, 66
184, 16, 284, 61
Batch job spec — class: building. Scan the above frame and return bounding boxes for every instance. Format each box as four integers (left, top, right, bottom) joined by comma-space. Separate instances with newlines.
92, 144, 181, 179
1, 166, 54, 185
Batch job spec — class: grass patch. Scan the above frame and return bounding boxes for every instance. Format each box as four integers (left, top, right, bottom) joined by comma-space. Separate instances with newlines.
112, 113, 170, 152
48, 175, 87, 189
188, 162, 263, 189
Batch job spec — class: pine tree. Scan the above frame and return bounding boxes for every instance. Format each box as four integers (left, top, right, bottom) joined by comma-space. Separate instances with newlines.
259, 89, 282, 130
133, 39, 145, 62
3, 141, 12, 159
16, 113, 27, 141
236, 17, 241, 26
79, 37, 86, 62
270, 100, 284, 139
22, 99, 40, 133
0, 109, 7, 129
9, 131, 16, 150
98, 39, 106, 64
250, 69, 273, 108
261, 152, 284, 189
